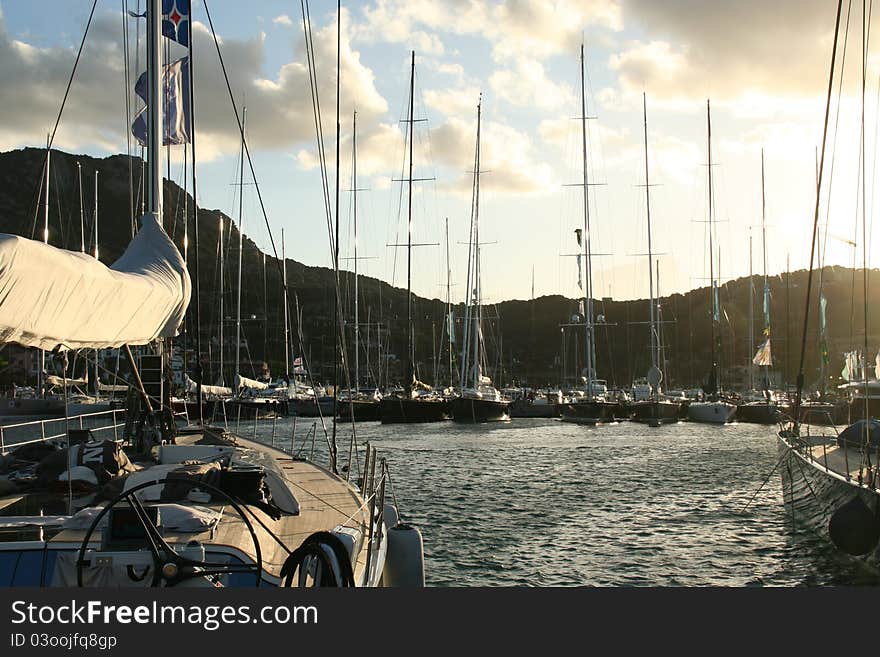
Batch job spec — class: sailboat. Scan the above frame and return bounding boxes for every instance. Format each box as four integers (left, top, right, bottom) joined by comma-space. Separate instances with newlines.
448, 96, 510, 423
378, 52, 449, 424
560, 44, 617, 425
337, 111, 381, 422
629, 94, 682, 427
686, 99, 737, 425
0, 0, 423, 588
737, 149, 781, 424
779, 0, 880, 572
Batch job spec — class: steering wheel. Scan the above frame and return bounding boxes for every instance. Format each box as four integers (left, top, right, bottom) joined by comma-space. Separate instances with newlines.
76, 476, 263, 587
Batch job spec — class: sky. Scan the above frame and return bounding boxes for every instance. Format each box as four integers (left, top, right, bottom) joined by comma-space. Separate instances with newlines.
0, 0, 876, 305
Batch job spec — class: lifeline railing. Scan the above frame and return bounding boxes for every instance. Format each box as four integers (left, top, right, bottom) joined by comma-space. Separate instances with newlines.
0, 408, 127, 455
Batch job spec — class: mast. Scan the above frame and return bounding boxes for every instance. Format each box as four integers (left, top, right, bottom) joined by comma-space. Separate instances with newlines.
405, 51, 415, 395
706, 99, 719, 397
446, 217, 453, 388
283, 230, 290, 381
472, 97, 483, 390
93, 171, 99, 260
353, 110, 360, 391
235, 107, 247, 386
761, 149, 770, 390
748, 227, 754, 391
579, 43, 595, 400
77, 162, 85, 252
39, 141, 50, 394
218, 215, 225, 385
642, 94, 658, 380
146, 0, 163, 219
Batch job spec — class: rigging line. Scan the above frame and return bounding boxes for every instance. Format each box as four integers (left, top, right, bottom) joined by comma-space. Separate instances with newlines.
792, 0, 845, 435
28, 0, 99, 240
122, 0, 135, 236
202, 1, 289, 279
300, 0, 334, 255
821, 0, 853, 360
860, 0, 871, 445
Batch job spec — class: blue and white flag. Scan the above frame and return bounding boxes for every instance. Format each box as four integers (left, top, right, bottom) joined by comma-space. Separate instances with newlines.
132, 56, 191, 146
163, 0, 190, 47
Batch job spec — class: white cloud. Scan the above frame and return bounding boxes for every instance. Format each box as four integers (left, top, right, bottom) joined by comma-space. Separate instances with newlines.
0, 8, 388, 163
490, 58, 575, 110
273, 14, 293, 27
354, 0, 622, 62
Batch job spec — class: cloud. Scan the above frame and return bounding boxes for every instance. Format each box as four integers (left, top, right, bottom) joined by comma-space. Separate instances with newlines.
430, 115, 556, 195
489, 58, 575, 110
272, 15, 293, 27
0, 8, 388, 163
611, 0, 839, 106
354, 0, 622, 62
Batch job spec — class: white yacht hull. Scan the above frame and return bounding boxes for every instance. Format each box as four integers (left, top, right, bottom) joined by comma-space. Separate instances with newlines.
687, 401, 736, 424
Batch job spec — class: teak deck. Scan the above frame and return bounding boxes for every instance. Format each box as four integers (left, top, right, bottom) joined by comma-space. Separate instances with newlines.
44, 429, 373, 584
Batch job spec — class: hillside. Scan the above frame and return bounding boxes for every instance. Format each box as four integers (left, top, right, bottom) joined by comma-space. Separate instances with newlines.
1, 147, 877, 392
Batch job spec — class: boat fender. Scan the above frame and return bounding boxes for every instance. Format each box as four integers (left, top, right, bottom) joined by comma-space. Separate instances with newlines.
383, 503, 399, 529
381, 523, 425, 587
828, 496, 880, 556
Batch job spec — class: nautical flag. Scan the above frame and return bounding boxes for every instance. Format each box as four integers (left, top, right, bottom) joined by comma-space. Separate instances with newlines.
752, 339, 772, 367
574, 228, 583, 246
819, 294, 827, 337
132, 56, 192, 146
576, 254, 583, 290
447, 311, 455, 342
293, 356, 303, 367
163, 0, 190, 47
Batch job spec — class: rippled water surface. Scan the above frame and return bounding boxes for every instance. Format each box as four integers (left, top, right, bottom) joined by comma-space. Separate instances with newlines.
10, 412, 876, 586
251, 416, 880, 586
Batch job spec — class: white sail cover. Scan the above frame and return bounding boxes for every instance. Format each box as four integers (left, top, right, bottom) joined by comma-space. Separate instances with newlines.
184, 375, 231, 397
0, 214, 190, 351
234, 373, 269, 391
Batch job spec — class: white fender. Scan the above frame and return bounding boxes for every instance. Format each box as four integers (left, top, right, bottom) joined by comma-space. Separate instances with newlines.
381, 523, 425, 587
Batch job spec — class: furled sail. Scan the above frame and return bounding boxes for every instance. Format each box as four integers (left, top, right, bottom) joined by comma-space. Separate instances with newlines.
0, 214, 190, 351
184, 375, 231, 397
234, 373, 269, 391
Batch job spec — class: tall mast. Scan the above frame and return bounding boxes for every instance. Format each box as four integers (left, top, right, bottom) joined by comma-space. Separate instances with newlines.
40, 139, 50, 394
642, 93, 658, 376
353, 110, 360, 391
707, 99, 718, 396
579, 43, 595, 400
405, 50, 415, 395
218, 215, 225, 385
748, 227, 754, 391
283, 230, 290, 380
761, 148, 770, 390
235, 107, 247, 384
472, 97, 483, 390
77, 162, 85, 252
446, 216, 453, 388
93, 171, 99, 260
146, 0, 163, 219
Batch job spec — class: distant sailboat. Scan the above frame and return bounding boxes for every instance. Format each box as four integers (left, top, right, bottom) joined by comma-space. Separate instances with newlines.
737, 149, 781, 424
629, 94, 682, 426
560, 44, 616, 424
378, 51, 449, 424
449, 95, 510, 423
686, 99, 737, 425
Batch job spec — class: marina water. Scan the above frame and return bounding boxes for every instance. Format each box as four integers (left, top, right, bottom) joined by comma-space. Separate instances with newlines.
6, 414, 877, 586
